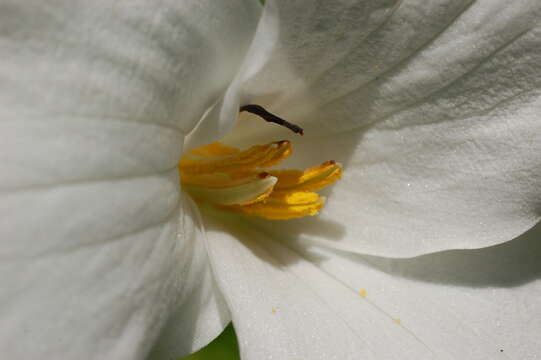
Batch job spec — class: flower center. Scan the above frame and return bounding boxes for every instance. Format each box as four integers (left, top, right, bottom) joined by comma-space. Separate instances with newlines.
179, 140, 342, 220
178, 106, 342, 220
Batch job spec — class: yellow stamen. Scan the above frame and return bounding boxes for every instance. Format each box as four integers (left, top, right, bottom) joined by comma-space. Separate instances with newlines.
227, 191, 324, 220
187, 142, 240, 157
270, 160, 342, 192
179, 140, 292, 175
179, 141, 341, 220
182, 173, 277, 206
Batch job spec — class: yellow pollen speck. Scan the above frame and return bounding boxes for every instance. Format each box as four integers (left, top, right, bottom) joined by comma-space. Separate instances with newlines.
393, 318, 401, 324
358, 289, 367, 297
179, 141, 342, 220
271, 308, 277, 313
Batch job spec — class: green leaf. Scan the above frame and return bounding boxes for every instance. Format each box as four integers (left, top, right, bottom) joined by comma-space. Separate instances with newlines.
178, 324, 240, 360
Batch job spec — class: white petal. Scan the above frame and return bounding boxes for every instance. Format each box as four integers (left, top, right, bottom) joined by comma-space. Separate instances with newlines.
206, 211, 541, 359
148, 200, 231, 360
203, 210, 434, 360
224, 0, 541, 256
0, 190, 201, 360
284, 223, 541, 359
184, 1, 274, 150
0, 1, 258, 359
148, 269, 230, 360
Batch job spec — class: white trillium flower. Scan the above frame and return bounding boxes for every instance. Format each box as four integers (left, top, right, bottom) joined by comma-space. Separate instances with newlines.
1, 0, 540, 359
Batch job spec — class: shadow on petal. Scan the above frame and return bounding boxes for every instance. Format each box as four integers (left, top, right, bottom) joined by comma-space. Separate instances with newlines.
327, 221, 541, 288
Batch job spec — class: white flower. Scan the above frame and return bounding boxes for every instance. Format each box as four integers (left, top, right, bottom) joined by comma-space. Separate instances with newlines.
1, 1, 540, 360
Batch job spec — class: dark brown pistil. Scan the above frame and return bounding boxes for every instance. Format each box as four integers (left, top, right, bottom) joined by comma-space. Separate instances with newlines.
240, 104, 304, 136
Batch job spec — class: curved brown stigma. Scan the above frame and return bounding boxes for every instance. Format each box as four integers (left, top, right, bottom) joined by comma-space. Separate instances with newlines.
240, 104, 304, 136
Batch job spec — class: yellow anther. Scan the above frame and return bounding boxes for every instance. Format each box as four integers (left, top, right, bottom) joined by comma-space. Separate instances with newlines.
179, 140, 292, 175
179, 141, 341, 220
228, 191, 325, 220
187, 142, 240, 157
358, 289, 367, 297
183, 174, 277, 206
270, 160, 342, 192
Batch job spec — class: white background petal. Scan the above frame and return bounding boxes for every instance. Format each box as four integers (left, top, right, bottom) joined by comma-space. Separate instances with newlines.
286, 223, 541, 359
203, 210, 434, 360
206, 211, 541, 359
0, 1, 260, 359
184, 0, 277, 150
224, 0, 541, 256
148, 201, 231, 360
